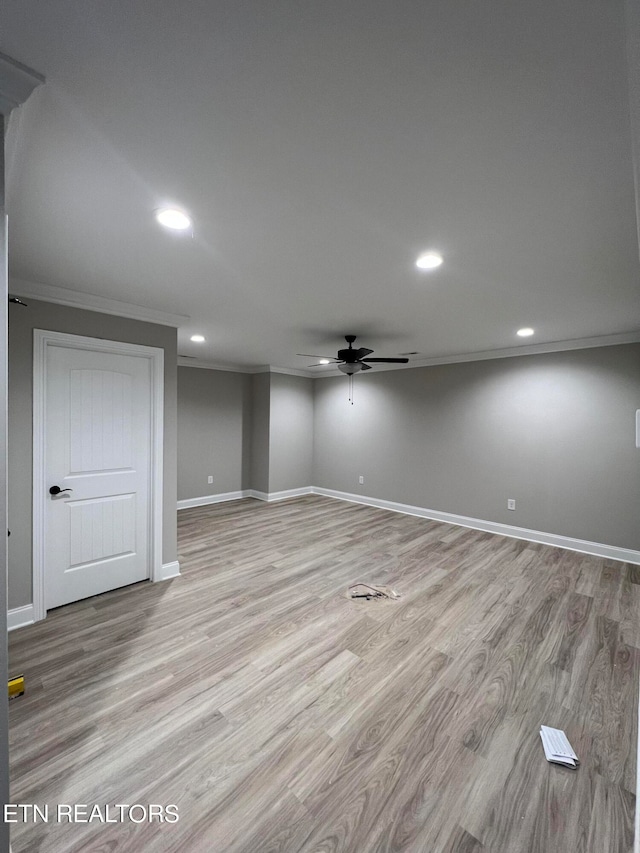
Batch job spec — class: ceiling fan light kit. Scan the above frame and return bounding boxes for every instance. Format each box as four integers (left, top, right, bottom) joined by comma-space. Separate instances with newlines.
338, 363, 362, 375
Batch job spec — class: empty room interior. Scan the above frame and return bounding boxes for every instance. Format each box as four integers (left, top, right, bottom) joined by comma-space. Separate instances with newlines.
1, 1, 640, 851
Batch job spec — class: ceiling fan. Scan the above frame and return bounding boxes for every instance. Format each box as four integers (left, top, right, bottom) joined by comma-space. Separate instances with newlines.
298, 335, 409, 374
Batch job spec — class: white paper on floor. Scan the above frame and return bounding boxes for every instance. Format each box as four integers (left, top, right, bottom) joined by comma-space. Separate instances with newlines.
540, 725, 579, 769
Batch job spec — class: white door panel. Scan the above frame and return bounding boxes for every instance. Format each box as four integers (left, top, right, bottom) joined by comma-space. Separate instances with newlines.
69, 368, 134, 473
45, 346, 151, 609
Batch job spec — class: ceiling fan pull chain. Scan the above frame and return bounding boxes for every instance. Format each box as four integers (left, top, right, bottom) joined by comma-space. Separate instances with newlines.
349, 373, 354, 405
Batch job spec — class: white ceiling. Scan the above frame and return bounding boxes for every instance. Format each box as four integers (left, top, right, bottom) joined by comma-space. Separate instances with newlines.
2, 0, 640, 371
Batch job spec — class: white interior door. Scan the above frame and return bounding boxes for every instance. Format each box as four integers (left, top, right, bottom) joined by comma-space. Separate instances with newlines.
44, 344, 152, 609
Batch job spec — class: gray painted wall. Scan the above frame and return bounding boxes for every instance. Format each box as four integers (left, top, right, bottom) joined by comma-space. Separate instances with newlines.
178, 370, 313, 500
268, 373, 313, 493
250, 373, 270, 494
177, 367, 252, 499
8, 298, 178, 609
313, 344, 640, 551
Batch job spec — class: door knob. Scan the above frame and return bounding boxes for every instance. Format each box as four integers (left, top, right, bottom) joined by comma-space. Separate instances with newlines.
49, 486, 73, 495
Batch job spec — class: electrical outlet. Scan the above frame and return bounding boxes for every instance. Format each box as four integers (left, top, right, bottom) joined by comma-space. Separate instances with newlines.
507, 498, 516, 511
358, 475, 364, 485
207, 475, 213, 484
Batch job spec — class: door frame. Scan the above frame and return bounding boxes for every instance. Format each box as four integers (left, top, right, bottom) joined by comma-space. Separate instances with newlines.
32, 329, 164, 621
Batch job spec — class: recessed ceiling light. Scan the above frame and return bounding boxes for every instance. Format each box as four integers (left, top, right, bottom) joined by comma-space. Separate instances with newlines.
416, 252, 443, 270
156, 208, 192, 231
319, 359, 331, 365
516, 327, 534, 337
190, 334, 205, 343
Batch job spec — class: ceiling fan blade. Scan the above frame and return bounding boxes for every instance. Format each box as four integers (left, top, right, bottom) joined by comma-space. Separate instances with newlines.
361, 357, 409, 363
296, 353, 339, 360
306, 362, 338, 367
353, 347, 374, 359
360, 363, 373, 370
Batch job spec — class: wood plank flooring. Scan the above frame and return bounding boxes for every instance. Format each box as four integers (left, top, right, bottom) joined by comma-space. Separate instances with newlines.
8, 496, 639, 852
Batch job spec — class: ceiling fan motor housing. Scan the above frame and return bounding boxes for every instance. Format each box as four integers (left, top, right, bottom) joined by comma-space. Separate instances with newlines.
338, 336, 374, 363
338, 347, 356, 362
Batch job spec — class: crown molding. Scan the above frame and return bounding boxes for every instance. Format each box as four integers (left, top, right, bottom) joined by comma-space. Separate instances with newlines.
177, 360, 315, 377
263, 365, 315, 378
10, 278, 190, 328
407, 331, 640, 366
312, 331, 640, 377
0, 51, 44, 116
177, 357, 256, 373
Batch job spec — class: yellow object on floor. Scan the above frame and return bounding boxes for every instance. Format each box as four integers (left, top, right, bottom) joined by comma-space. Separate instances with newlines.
8, 675, 24, 700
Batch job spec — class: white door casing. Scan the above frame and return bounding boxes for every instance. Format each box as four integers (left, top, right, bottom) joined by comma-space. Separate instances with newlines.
33, 331, 164, 619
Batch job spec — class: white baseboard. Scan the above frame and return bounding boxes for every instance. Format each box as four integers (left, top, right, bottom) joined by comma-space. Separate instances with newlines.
7, 604, 35, 632
312, 487, 640, 565
247, 487, 313, 502
159, 560, 181, 581
174, 485, 640, 565
178, 490, 248, 510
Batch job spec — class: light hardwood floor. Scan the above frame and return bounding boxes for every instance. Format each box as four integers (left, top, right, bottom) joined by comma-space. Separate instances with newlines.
8, 496, 639, 852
